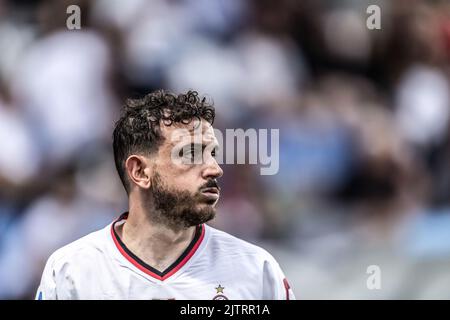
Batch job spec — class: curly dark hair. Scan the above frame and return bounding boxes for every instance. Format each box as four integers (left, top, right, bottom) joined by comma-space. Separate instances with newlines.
113, 89, 215, 193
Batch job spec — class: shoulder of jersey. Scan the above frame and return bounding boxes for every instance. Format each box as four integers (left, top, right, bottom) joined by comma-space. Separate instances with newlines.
46, 223, 279, 269
205, 224, 277, 263
46, 225, 109, 269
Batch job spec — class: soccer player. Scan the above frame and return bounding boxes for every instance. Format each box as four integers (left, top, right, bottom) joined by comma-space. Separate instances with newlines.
36, 90, 295, 300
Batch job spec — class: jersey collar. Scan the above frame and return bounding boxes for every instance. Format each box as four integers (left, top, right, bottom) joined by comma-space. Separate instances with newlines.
110, 212, 205, 281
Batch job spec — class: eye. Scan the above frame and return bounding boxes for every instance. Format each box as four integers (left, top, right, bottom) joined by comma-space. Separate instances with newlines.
185, 146, 196, 159
211, 148, 217, 158
180, 144, 203, 163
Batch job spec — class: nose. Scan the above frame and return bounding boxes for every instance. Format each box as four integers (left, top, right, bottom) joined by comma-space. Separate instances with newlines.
202, 159, 223, 180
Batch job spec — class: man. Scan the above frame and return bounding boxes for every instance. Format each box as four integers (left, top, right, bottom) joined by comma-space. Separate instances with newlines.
36, 90, 295, 300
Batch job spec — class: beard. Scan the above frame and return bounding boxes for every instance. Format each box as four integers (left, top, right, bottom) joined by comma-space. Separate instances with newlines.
147, 172, 217, 229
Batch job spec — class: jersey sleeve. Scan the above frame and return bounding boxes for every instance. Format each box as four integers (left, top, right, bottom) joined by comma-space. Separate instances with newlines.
35, 257, 56, 300
261, 254, 296, 300
35, 253, 78, 300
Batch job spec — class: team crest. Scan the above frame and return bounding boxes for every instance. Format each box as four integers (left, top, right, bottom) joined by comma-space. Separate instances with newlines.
212, 284, 228, 300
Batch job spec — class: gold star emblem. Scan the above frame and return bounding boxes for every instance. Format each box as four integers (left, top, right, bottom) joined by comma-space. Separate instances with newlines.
215, 284, 225, 294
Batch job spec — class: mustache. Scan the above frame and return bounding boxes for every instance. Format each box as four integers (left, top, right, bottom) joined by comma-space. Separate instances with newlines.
199, 179, 220, 191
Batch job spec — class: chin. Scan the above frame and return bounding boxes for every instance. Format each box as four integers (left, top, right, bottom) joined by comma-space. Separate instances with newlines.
199, 200, 218, 211
187, 205, 216, 226
200, 199, 218, 208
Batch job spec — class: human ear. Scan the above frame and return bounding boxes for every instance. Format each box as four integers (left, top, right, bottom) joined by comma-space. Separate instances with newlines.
125, 155, 152, 189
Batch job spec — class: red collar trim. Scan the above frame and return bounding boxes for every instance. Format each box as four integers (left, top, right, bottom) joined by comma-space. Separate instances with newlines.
110, 212, 205, 281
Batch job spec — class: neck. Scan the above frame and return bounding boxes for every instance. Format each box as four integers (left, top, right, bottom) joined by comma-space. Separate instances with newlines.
117, 202, 197, 273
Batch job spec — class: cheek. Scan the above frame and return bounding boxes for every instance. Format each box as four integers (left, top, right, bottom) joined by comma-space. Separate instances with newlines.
160, 164, 201, 192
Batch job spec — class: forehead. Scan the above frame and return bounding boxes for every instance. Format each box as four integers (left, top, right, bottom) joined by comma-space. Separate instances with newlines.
160, 119, 217, 145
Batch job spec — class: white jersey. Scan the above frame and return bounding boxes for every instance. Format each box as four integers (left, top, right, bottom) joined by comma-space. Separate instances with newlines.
36, 213, 295, 300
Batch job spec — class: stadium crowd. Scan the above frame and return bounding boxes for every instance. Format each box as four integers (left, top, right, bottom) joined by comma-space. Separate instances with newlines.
0, 0, 449, 299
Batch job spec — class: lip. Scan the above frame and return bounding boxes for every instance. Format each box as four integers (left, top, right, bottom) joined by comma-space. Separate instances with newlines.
200, 187, 220, 201
201, 187, 219, 194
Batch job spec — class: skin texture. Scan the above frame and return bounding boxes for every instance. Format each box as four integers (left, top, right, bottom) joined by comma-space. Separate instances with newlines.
114, 119, 223, 272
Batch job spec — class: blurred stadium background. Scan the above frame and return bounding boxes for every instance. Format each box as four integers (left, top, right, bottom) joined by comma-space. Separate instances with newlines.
0, 0, 450, 299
